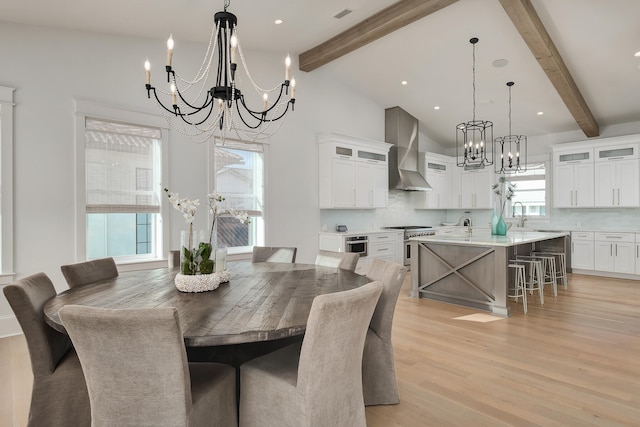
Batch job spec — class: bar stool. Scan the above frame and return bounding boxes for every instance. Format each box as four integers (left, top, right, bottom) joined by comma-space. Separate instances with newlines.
508, 263, 527, 313
529, 254, 557, 297
533, 251, 567, 290
511, 257, 544, 305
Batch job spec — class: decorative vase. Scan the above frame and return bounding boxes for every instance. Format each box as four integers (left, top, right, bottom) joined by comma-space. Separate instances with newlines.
491, 207, 499, 235
495, 214, 508, 236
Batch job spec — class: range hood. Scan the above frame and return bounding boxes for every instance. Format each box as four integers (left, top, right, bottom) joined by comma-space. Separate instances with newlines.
385, 106, 432, 191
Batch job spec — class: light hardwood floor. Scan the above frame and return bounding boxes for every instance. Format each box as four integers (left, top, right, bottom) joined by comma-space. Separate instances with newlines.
2, 273, 640, 426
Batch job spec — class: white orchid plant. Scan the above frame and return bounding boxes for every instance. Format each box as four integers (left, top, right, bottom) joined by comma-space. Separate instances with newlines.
164, 188, 250, 275
491, 176, 516, 217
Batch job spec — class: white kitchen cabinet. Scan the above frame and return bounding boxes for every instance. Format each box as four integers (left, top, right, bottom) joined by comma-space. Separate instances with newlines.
318, 133, 392, 209
636, 234, 640, 275
594, 232, 636, 274
553, 148, 594, 208
571, 231, 594, 270
594, 144, 639, 207
367, 232, 397, 262
460, 167, 492, 209
318, 230, 403, 265
414, 152, 452, 209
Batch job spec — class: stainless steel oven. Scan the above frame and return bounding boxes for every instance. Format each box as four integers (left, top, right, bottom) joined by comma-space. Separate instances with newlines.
345, 235, 368, 257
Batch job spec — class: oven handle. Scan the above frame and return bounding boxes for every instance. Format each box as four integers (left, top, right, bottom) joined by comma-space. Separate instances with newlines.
346, 240, 368, 245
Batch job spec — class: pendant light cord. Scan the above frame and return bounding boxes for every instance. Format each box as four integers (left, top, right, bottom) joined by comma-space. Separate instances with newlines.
472, 41, 476, 122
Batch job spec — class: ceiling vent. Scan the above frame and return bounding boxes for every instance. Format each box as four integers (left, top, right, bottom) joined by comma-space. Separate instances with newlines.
333, 9, 352, 19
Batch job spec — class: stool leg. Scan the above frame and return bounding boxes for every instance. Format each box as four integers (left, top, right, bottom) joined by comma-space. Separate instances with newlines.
560, 254, 568, 290
536, 262, 544, 305
519, 268, 527, 314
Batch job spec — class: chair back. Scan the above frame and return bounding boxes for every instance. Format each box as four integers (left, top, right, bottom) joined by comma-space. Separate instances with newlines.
364, 258, 408, 341
61, 257, 118, 288
168, 250, 180, 268
59, 306, 193, 427
297, 281, 382, 423
252, 246, 297, 263
315, 250, 359, 272
3, 273, 71, 377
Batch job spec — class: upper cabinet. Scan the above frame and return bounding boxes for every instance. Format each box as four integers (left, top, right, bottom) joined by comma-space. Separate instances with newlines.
414, 152, 453, 209
553, 148, 594, 208
318, 133, 392, 209
459, 167, 492, 209
594, 144, 640, 207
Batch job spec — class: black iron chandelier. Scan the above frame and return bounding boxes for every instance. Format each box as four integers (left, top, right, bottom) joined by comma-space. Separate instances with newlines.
495, 82, 527, 174
144, 0, 296, 143
456, 37, 493, 169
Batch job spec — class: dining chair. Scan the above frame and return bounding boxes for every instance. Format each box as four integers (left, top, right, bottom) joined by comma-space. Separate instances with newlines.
314, 249, 359, 272
251, 246, 297, 263
59, 305, 237, 427
60, 257, 118, 289
3, 273, 91, 427
239, 280, 383, 427
168, 250, 181, 268
361, 258, 408, 406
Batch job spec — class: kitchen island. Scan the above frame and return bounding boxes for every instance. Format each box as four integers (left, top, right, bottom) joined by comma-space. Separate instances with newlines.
410, 231, 569, 316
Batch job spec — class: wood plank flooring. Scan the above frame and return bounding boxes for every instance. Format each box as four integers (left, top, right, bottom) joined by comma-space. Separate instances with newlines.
2, 273, 640, 426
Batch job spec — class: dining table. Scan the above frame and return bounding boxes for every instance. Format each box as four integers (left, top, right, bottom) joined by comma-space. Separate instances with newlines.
44, 261, 372, 347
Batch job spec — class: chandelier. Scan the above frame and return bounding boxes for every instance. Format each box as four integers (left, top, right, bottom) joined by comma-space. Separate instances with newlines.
144, 0, 296, 143
456, 37, 493, 169
495, 82, 527, 174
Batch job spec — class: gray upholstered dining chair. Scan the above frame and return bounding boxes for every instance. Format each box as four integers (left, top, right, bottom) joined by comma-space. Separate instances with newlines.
362, 258, 408, 406
314, 249, 359, 272
3, 273, 91, 427
59, 305, 237, 427
251, 246, 297, 263
239, 280, 383, 427
60, 257, 118, 289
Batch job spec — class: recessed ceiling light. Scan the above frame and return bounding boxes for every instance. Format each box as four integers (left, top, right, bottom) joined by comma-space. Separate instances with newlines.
492, 59, 509, 68
434, 106, 440, 110
401, 81, 408, 85
634, 51, 640, 57
275, 19, 284, 25
537, 111, 544, 116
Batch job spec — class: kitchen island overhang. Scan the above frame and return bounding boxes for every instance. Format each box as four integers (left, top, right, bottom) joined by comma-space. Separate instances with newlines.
410, 231, 569, 317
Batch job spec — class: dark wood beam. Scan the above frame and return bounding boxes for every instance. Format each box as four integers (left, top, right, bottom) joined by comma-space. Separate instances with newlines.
498, 0, 599, 137
298, 0, 459, 72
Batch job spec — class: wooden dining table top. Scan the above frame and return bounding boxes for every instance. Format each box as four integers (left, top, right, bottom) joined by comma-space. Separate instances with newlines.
44, 261, 372, 347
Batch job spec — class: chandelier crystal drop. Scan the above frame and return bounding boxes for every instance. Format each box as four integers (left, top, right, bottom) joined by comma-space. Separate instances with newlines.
494, 81, 527, 174
144, 0, 296, 143
456, 37, 493, 169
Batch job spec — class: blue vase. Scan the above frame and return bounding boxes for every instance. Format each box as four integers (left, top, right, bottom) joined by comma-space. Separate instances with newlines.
496, 214, 508, 236
491, 208, 499, 235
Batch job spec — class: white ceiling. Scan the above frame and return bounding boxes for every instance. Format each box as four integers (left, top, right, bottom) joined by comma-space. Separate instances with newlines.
2, 0, 639, 146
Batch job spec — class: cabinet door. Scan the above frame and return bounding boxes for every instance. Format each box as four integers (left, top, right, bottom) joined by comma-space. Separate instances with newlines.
594, 162, 616, 207
332, 159, 356, 207
574, 163, 594, 207
572, 240, 594, 270
370, 163, 388, 207
636, 242, 640, 275
614, 242, 636, 274
616, 159, 640, 207
594, 242, 615, 272
355, 162, 372, 207
554, 164, 575, 207
472, 169, 492, 209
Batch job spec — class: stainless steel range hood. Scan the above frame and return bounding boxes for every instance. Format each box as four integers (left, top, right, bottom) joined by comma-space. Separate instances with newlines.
385, 106, 432, 191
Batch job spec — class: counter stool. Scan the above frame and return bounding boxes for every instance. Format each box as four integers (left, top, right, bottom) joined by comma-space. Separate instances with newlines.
533, 251, 567, 290
508, 263, 527, 314
511, 257, 544, 305
528, 254, 557, 297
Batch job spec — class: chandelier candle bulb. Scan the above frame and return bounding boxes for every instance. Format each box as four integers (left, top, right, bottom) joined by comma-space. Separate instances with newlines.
263, 93, 268, 110
166, 34, 174, 67
144, 59, 151, 85
230, 34, 237, 63
285, 55, 291, 81
170, 83, 177, 105
291, 78, 296, 99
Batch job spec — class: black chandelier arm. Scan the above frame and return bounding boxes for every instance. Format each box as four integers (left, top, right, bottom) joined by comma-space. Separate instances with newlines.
169, 73, 216, 112
146, 85, 184, 115
173, 100, 216, 127
238, 81, 290, 119
235, 94, 293, 128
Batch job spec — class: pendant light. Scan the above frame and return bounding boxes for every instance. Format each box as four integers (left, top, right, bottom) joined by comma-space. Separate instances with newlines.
495, 81, 527, 174
456, 37, 493, 169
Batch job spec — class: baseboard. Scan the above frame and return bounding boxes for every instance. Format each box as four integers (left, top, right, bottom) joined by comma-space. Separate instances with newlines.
571, 269, 640, 281
0, 314, 21, 338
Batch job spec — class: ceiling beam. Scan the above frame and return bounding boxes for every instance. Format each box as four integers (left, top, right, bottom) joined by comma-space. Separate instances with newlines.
498, 0, 599, 137
298, 0, 459, 72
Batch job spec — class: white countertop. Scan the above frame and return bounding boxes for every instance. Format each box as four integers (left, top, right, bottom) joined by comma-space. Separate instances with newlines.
410, 230, 569, 247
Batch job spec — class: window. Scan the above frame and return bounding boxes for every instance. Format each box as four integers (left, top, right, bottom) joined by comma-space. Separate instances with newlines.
214, 140, 265, 252
0, 85, 15, 283
506, 162, 548, 218
75, 101, 169, 264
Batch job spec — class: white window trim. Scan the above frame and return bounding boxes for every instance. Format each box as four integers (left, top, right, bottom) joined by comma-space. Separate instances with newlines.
0, 86, 15, 284
505, 154, 551, 224
74, 100, 169, 267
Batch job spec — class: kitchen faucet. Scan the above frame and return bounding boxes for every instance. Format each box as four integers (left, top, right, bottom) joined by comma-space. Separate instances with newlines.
513, 201, 527, 228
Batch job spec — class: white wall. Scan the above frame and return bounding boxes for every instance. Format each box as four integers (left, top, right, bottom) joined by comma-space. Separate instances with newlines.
0, 22, 386, 335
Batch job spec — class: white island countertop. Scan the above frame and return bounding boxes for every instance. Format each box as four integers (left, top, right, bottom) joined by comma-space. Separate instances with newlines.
410, 230, 569, 247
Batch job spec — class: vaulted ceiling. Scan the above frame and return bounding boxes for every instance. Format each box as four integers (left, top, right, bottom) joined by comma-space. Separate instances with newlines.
2, 0, 639, 146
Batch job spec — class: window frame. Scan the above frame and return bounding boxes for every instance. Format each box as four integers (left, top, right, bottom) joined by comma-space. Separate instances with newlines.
0, 86, 15, 284
504, 155, 550, 223
74, 100, 169, 269
209, 138, 268, 258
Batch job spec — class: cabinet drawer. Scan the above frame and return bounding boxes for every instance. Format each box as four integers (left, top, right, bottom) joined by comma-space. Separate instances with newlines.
369, 242, 394, 256
594, 232, 635, 243
571, 231, 594, 241
368, 233, 395, 243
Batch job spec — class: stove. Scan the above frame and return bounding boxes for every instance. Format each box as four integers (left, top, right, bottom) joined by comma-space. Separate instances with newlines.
383, 226, 436, 267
